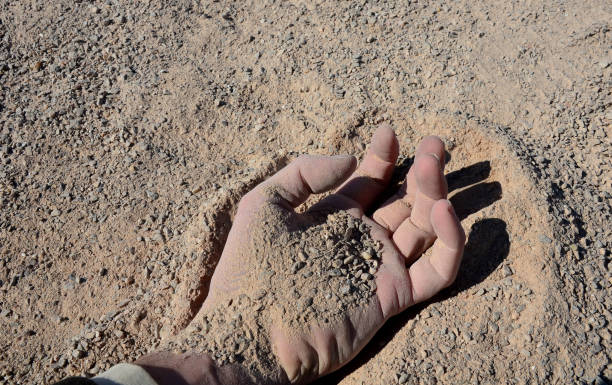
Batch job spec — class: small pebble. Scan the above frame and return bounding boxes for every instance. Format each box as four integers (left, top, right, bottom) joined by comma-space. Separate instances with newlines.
360, 251, 373, 260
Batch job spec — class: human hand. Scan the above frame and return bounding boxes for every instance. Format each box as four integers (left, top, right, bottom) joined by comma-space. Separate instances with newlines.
155, 124, 465, 384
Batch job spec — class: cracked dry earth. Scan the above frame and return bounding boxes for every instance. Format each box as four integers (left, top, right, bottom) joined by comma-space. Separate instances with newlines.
0, 1, 610, 384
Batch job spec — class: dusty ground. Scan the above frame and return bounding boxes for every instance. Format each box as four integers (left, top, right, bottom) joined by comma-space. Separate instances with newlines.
0, 0, 610, 384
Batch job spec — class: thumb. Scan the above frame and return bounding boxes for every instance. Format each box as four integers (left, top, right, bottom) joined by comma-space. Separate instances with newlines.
263, 154, 357, 208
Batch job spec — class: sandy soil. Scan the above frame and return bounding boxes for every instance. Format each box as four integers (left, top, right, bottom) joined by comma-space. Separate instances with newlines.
0, 0, 610, 384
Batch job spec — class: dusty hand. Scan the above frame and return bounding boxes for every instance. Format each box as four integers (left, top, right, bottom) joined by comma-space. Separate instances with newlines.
196, 124, 465, 383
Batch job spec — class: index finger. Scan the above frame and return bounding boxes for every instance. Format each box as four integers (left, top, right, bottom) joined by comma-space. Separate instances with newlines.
334, 123, 399, 210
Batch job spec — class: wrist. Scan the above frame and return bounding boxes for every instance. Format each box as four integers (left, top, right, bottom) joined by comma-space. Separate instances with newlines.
136, 352, 220, 385
135, 351, 284, 385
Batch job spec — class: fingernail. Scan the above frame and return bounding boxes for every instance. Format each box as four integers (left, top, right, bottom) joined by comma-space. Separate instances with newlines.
427, 152, 444, 171
445, 199, 459, 219
427, 152, 442, 164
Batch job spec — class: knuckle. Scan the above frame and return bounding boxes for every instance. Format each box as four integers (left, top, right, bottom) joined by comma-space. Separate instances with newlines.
236, 196, 250, 213
283, 344, 319, 383
443, 273, 457, 288
422, 135, 445, 151
237, 189, 262, 210
441, 263, 461, 287
294, 154, 312, 165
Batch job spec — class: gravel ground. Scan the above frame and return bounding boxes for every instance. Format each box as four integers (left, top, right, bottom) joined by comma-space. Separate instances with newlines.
0, 0, 610, 384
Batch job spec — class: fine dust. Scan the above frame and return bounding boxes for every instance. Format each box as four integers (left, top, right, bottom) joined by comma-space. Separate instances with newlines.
168, 205, 383, 382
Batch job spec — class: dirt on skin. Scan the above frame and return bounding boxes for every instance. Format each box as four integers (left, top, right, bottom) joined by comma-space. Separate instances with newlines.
0, 0, 610, 384
166, 207, 383, 383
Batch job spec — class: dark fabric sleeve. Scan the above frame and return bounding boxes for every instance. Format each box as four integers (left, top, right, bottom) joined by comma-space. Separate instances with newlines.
52, 377, 97, 385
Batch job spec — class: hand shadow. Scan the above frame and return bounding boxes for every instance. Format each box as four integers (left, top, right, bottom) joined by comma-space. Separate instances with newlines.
314, 161, 508, 385
367, 158, 492, 216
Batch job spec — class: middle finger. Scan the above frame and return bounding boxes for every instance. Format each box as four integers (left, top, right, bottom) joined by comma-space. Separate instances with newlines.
372, 136, 446, 231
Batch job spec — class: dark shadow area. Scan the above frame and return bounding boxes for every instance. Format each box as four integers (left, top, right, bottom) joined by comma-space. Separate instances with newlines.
450, 181, 502, 220
365, 155, 414, 216
385, 150, 453, 193
388, 155, 414, 188
444, 150, 452, 165
368, 159, 491, 217
447, 161, 491, 193
447, 218, 509, 293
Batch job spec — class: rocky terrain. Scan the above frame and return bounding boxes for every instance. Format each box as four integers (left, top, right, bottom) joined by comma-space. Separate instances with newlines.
0, 0, 610, 384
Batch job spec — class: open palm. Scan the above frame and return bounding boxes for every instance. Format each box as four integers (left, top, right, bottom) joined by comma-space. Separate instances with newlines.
198, 124, 465, 384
